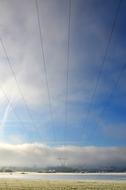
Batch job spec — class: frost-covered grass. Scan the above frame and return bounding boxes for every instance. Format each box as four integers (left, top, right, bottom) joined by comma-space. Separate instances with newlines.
0, 180, 126, 189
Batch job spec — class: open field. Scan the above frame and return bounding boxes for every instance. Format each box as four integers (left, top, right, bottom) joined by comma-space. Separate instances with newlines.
0, 180, 126, 190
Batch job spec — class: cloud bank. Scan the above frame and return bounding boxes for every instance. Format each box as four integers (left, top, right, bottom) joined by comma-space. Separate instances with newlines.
0, 143, 126, 168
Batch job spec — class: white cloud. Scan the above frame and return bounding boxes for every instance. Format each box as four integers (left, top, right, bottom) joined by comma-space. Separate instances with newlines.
0, 0, 116, 109
0, 143, 126, 168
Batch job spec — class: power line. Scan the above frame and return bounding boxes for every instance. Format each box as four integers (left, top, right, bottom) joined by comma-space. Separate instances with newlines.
65, 0, 71, 143
35, 0, 56, 141
0, 38, 41, 140
0, 86, 28, 138
58, 0, 71, 167
82, 0, 122, 134
93, 61, 126, 133
98, 62, 126, 120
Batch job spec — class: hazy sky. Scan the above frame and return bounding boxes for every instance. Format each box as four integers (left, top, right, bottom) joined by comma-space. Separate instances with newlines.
0, 0, 126, 167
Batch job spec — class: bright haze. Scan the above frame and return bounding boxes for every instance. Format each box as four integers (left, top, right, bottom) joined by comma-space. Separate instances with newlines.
0, 0, 126, 168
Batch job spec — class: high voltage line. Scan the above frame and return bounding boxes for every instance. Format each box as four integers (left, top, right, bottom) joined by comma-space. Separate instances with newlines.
65, 0, 71, 139
97, 61, 126, 123
82, 0, 122, 135
0, 86, 37, 141
60, 0, 71, 167
0, 38, 42, 140
35, 0, 56, 142
92, 61, 126, 134
0, 86, 27, 131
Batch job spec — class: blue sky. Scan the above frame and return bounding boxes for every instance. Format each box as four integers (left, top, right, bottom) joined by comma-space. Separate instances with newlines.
0, 0, 126, 154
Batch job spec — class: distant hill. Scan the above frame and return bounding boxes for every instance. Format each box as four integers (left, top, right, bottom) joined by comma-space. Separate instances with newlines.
0, 166, 126, 173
